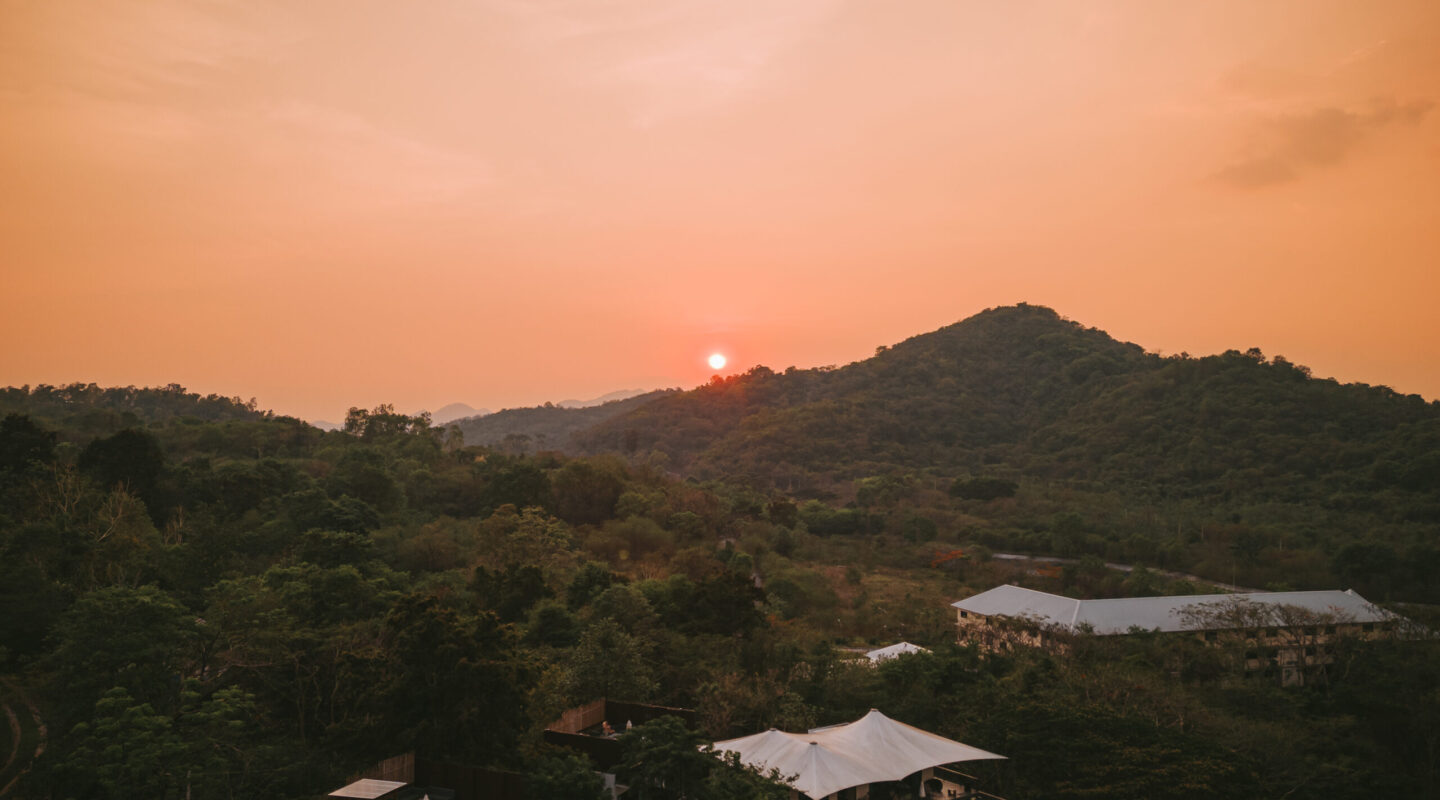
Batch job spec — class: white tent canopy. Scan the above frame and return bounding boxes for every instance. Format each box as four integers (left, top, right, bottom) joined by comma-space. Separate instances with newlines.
711, 709, 1005, 799
865, 641, 930, 663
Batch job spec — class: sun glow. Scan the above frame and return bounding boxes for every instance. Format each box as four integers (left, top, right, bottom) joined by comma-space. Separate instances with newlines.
708, 353, 727, 370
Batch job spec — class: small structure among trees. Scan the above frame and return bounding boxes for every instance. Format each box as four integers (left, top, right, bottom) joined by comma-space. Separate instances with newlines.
952, 584, 1403, 685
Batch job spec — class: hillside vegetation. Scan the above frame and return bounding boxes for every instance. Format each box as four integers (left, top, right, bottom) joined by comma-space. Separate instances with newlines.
2, 309, 1437, 799
572, 305, 1439, 601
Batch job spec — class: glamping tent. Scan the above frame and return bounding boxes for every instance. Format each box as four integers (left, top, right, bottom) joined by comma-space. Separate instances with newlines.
864, 642, 930, 664
711, 709, 1004, 799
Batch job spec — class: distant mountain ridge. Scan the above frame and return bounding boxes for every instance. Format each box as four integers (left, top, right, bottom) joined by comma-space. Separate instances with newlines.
449, 389, 675, 452
426, 402, 491, 425
558, 388, 650, 408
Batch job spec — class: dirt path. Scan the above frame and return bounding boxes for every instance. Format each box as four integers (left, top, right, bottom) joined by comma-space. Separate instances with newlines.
0, 679, 46, 799
2, 705, 18, 778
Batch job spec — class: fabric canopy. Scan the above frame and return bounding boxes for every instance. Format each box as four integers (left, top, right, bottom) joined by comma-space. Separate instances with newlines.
865, 642, 929, 663
711, 709, 1005, 799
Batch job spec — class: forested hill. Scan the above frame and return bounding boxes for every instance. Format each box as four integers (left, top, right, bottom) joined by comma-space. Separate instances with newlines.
450, 389, 675, 452
578, 304, 1438, 510
0, 383, 277, 434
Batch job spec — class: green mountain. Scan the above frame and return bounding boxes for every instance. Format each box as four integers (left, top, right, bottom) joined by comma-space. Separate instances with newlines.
0, 383, 275, 437
579, 304, 1437, 501
570, 305, 1439, 601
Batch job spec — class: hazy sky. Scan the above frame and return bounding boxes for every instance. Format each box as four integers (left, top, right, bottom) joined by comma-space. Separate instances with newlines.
3, 0, 1437, 421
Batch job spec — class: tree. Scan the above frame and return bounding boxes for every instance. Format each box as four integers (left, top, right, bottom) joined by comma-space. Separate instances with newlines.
619, 716, 713, 800
48, 585, 196, 720
950, 476, 1018, 501
325, 448, 404, 513
525, 599, 581, 648
552, 460, 625, 526
704, 751, 792, 800
567, 561, 620, 609
78, 428, 166, 522
175, 683, 281, 799
297, 528, 374, 568
473, 563, 553, 622
562, 619, 657, 704
619, 717, 790, 800
375, 593, 527, 762
477, 458, 552, 513
83, 487, 163, 588
53, 687, 189, 800
477, 504, 579, 581
1332, 542, 1400, 599
0, 413, 56, 476
527, 752, 610, 800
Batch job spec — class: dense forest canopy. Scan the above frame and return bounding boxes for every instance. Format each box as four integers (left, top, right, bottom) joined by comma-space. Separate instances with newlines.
1, 306, 1437, 799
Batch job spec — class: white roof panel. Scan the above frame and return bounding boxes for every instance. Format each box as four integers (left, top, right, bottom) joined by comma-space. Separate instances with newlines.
951, 585, 1081, 628
865, 642, 930, 662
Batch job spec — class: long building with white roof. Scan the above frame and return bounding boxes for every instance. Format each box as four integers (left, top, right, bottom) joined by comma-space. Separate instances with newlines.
951, 584, 1398, 685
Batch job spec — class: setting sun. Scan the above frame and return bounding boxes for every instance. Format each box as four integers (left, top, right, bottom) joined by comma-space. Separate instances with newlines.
708, 353, 727, 371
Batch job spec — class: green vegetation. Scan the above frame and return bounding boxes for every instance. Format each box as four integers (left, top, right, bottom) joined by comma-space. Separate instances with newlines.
2, 303, 1437, 799
576, 305, 1440, 602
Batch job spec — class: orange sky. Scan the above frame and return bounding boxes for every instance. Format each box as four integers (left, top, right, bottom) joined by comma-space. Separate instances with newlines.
2, 1, 1437, 421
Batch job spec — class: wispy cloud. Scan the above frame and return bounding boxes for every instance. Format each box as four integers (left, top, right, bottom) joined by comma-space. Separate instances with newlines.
1215, 98, 1433, 188
492, 0, 841, 128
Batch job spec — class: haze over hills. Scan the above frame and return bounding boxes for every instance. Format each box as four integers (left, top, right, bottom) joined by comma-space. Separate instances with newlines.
448, 389, 675, 451
308, 402, 491, 431
558, 388, 651, 409
309, 394, 645, 434
426, 402, 491, 425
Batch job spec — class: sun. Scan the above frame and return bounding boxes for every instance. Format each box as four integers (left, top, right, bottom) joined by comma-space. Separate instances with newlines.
707, 353, 727, 370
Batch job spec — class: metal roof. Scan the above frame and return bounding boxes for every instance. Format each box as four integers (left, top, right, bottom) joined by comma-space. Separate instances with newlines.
952, 584, 1082, 627
952, 585, 1392, 634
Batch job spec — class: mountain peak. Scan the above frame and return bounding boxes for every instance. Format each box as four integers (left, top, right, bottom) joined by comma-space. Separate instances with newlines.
427, 402, 491, 425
